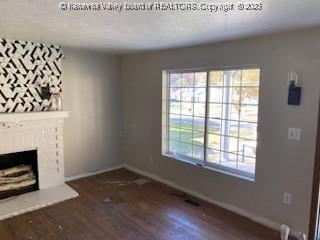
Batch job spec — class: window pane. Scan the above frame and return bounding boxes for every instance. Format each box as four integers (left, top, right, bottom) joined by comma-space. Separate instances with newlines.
209, 71, 223, 86
193, 145, 204, 160
169, 140, 180, 154
194, 88, 206, 102
180, 129, 193, 144
239, 122, 257, 140
195, 72, 207, 87
170, 73, 181, 86
221, 152, 237, 169
193, 131, 204, 146
240, 105, 258, 122
193, 117, 205, 132
238, 156, 255, 174
169, 127, 180, 141
238, 139, 256, 158
194, 103, 205, 117
221, 136, 238, 153
209, 87, 223, 103
221, 120, 239, 137
181, 88, 194, 102
207, 148, 220, 164
223, 87, 241, 104
169, 114, 180, 128
170, 88, 181, 101
180, 116, 193, 130
170, 101, 180, 115
229, 87, 241, 104
241, 87, 259, 105
229, 120, 239, 138
209, 103, 222, 119
207, 134, 221, 150
230, 70, 241, 86
208, 118, 221, 135
181, 73, 194, 87
223, 104, 240, 121
181, 102, 193, 116
180, 142, 193, 158
242, 69, 260, 86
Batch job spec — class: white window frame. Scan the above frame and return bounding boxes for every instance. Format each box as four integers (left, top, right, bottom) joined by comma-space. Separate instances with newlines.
162, 66, 260, 181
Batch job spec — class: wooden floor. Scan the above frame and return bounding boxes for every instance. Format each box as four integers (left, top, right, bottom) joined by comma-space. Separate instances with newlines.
0, 168, 283, 240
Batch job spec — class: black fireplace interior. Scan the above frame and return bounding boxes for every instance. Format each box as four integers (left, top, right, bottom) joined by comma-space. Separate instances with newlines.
0, 150, 39, 199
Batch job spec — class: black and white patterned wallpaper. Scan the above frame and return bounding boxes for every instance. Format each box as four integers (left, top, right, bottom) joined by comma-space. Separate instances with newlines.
0, 38, 64, 113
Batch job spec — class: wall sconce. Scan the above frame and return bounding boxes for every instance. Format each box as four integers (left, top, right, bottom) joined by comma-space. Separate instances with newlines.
41, 85, 51, 100
39, 75, 52, 100
287, 71, 301, 106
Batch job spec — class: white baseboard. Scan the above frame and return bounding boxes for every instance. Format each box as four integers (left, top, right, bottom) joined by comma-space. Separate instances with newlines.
65, 165, 123, 182
123, 164, 301, 239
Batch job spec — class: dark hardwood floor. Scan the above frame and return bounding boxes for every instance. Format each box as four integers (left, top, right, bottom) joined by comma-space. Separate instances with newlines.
0, 168, 282, 240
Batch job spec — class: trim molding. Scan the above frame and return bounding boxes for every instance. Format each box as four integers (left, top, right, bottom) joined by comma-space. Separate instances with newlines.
65, 165, 123, 182
123, 164, 301, 239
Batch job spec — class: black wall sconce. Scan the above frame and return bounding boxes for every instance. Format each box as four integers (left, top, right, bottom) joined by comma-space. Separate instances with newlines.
40, 85, 51, 100
287, 71, 301, 106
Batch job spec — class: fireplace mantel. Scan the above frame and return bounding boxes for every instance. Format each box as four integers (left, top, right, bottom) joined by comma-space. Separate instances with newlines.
0, 111, 69, 123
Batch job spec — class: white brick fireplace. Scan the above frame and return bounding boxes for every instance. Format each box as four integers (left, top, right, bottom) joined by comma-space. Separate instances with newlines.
0, 111, 78, 220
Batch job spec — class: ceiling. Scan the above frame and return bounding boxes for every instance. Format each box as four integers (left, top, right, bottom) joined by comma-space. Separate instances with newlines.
0, 0, 319, 53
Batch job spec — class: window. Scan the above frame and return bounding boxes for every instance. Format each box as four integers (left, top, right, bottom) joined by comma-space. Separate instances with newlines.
162, 67, 260, 179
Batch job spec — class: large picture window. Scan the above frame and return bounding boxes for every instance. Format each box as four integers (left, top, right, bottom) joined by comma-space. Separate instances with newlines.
162, 67, 260, 179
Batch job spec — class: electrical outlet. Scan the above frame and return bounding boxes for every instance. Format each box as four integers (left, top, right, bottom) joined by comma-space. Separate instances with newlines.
288, 128, 301, 141
283, 192, 291, 205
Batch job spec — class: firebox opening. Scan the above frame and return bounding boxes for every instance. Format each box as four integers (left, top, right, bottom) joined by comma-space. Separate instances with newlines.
0, 150, 39, 200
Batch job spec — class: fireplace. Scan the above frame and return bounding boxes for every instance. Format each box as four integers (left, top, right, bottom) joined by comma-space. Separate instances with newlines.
0, 150, 39, 199
0, 111, 78, 221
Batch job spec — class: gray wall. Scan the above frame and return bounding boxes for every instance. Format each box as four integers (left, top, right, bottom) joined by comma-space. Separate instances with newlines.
62, 48, 122, 177
120, 28, 320, 233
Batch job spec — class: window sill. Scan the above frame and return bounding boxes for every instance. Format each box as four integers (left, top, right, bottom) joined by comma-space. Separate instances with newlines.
162, 153, 255, 182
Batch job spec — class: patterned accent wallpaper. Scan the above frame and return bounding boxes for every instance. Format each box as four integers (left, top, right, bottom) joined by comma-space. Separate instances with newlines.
0, 38, 64, 113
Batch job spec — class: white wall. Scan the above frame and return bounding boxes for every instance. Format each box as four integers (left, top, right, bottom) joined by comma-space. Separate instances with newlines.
62, 48, 122, 177
120, 28, 320, 233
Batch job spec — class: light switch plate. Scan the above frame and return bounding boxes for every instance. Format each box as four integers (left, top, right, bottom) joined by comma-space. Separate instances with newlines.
283, 192, 291, 205
288, 128, 302, 141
